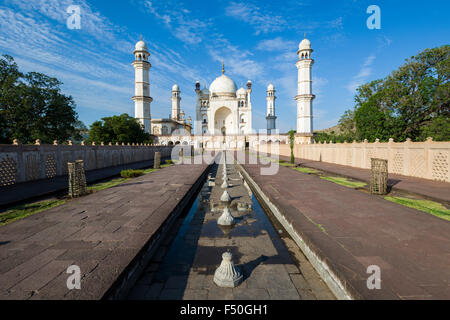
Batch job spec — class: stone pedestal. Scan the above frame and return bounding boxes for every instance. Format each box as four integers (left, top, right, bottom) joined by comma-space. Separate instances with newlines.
221, 179, 229, 189
218, 207, 235, 226
220, 190, 231, 202
214, 252, 243, 288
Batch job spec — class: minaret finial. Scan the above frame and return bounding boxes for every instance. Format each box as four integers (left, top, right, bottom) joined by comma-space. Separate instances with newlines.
304, 32, 306, 39
222, 61, 225, 75
140, 34, 143, 41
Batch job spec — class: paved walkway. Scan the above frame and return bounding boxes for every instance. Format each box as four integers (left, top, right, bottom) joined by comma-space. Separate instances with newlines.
241, 161, 450, 299
279, 155, 450, 203
128, 155, 335, 300
0, 163, 209, 300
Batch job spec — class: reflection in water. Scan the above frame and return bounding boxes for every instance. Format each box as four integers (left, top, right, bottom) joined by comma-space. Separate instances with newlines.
128, 159, 323, 300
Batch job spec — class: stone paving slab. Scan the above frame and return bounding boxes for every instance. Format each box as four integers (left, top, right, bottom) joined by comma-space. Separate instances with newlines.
278, 155, 450, 203
0, 163, 208, 300
241, 162, 450, 300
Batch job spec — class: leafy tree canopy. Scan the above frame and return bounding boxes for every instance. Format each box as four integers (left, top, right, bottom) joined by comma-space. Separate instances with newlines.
315, 45, 449, 143
0, 54, 82, 144
88, 113, 152, 144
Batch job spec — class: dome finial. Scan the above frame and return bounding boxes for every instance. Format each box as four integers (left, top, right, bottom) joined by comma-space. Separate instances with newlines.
222, 61, 225, 75
304, 32, 306, 39
140, 34, 143, 41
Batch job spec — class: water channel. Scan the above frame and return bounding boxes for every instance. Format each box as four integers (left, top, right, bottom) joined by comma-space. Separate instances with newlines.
127, 152, 335, 300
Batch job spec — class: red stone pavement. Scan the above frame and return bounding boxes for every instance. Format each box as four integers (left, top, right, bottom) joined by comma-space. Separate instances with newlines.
278, 155, 450, 203
0, 163, 209, 300
241, 162, 450, 299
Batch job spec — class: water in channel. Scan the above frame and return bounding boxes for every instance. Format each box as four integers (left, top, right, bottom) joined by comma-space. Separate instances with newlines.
127, 152, 335, 300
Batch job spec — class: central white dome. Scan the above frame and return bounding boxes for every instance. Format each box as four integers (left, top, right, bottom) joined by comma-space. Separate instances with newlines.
209, 74, 237, 95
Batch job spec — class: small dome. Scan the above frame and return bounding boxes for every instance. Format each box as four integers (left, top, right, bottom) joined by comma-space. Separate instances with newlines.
236, 87, 246, 95
172, 84, 179, 91
209, 74, 237, 95
299, 38, 311, 50
201, 87, 210, 95
267, 83, 274, 90
135, 40, 148, 51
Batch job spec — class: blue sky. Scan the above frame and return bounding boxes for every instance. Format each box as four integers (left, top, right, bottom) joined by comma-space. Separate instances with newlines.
0, 0, 449, 132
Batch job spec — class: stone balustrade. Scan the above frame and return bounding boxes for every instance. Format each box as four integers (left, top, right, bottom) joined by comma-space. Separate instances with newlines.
0, 141, 173, 187
255, 138, 450, 183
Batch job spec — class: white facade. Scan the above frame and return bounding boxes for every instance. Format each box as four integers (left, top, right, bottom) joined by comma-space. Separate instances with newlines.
132, 40, 152, 132
132, 38, 316, 147
295, 38, 315, 135
266, 83, 277, 134
151, 84, 191, 136
196, 66, 253, 136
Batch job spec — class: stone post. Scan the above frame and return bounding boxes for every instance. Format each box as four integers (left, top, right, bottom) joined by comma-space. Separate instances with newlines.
154, 152, 161, 169
370, 158, 388, 195
179, 147, 183, 164
68, 160, 87, 198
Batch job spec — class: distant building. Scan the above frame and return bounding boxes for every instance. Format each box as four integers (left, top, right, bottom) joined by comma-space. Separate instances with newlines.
132, 37, 315, 147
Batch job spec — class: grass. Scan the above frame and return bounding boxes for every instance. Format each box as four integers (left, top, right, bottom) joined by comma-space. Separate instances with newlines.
304, 215, 327, 234
279, 162, 294, 167
120, 169, 145, 178
320, 176, 367, 188
279, 160, 294, 167
87, 177, 129, 192
385, 196, 450, 221
0, 199, 66, 226
293, 167, 319, 174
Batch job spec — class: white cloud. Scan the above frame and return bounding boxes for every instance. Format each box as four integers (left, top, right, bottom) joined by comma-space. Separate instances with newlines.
0, 1, 205, 124
346, 54, 376, 93
206, 37, 264, 80
256, 37, 296, 52
143, 0, 209, 45
225, 2, 287, 35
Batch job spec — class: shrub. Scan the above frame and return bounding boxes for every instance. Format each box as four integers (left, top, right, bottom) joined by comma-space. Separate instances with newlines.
165, 160, 174, 165
120, 169, 144, 178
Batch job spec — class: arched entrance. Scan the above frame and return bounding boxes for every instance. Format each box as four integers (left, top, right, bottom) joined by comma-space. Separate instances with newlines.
214, 107, 232, 136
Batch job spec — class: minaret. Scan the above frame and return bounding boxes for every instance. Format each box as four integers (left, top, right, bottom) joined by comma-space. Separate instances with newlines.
132, 38, 152, 133
295, 37, 315, 135
246, 80, 253, 132
195, 81, 201, 135
266, 83, 277, 134
171, 84, 181, 120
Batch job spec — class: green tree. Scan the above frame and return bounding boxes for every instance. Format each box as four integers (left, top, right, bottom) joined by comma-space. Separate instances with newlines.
88, 113, 152, 144
354, 94, 396, 142
0, 55, 80, 144
418, 115, 450, 141
71, 120, 88, 143
288, 129, 295, 164
381, 45, 449, 140
338, 109, 356, 140
347, 45, 449, 142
